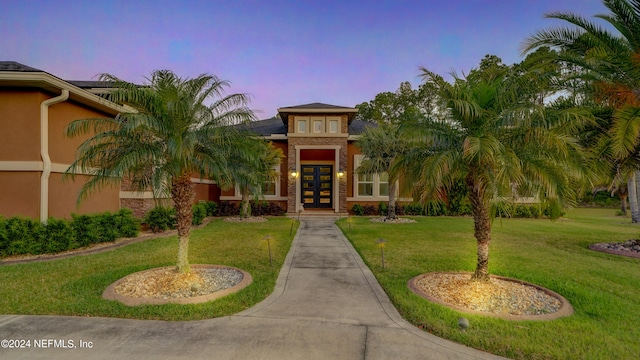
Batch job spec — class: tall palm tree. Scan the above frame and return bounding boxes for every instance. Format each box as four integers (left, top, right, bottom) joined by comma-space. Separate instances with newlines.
356, 123, 408, 219
401, 59, 587, 281
65, 70, 257, 273
523, 0, 640, 221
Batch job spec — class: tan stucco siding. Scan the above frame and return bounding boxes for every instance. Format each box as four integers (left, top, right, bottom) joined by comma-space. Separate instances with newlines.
49, 173, 120, 219
0, 172, 40, 218
0, 89, 44, 161
48, 99, 112, 166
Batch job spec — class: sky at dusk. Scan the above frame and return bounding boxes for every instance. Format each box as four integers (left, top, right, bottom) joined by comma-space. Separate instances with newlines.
2, 0, 609, 118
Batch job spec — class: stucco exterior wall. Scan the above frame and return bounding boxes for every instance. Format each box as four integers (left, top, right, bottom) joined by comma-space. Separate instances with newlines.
0, 172, 40, 218
0, 88, 123, 220
0, 90, 43, 161
49, 173, 120, 219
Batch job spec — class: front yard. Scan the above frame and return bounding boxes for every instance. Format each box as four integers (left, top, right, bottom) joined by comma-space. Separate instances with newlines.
0, 217, 296, 321
337, 208, 640, 360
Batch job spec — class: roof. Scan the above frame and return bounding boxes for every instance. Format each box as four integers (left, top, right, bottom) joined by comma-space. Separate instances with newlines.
348, 119, 377, 135
66, 80, 113, 89
240, 117, 287, 136
277, 102, 359, 124
0, 61, 127, 115
0, 61, 43, 72
278, 102, 358, 111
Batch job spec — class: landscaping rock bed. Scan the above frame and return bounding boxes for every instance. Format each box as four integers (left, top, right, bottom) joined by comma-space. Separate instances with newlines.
409, 272, 573, 320
223, 216, 268, 223
103, 264, 252, 306
369, 217, 416, 224
590, 239, 640, 259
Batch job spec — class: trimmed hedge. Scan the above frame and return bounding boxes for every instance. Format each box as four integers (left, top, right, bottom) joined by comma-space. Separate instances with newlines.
0, 209, 140, 258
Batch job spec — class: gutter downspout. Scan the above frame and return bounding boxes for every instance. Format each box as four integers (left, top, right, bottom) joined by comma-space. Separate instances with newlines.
40, 89, 69, 222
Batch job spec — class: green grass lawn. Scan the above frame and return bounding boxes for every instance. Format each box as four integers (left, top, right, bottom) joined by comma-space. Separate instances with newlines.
0, 217, 297, 321
337, 208, 640, 360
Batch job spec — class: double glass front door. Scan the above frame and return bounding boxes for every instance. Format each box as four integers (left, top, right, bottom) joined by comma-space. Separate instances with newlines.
301, 165, 333, 208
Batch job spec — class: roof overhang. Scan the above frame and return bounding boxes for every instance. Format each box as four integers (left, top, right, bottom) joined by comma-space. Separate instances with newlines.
0, 71, 127, 115
277, 104, 359, 124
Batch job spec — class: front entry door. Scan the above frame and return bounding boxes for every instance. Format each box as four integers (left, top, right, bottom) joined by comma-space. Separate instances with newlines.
301, 165, 333, 208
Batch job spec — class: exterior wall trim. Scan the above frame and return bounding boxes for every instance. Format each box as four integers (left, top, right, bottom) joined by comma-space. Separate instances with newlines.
0, 161, 43, 171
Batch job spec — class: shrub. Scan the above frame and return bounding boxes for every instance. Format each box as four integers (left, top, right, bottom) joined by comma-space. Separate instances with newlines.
192, 203, 207, 225
362, 204, 376, 215
204, 201, 218, 217
95, 212, 119, 242
43, 218, 75, 253
403, 203, 423, 216
351, 204, 364, 216
145, 206, 176, 233
218, 201, 239, 217
71, 214, 101, 247
0, 216, 7, 256
378, 202, 388, 216
0, 210, 140, 258
267, 202, 286, 216
114, 208, 140, 238
250, 201, 285, 216
4, 217, 43, 256
424, 201, 447, 216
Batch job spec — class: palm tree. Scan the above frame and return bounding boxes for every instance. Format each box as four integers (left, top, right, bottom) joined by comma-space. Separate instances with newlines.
226, 140, 283, 218
356, 123, 408, 219
401, 58, 586, 281
523, 0, 640, 221
65, 70, 257, 273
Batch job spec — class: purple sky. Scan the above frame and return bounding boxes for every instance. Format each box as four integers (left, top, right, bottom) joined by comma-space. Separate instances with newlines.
2, 0, 607, 118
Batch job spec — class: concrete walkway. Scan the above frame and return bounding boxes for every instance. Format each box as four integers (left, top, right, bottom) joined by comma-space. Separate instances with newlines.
0, 220, 506, 359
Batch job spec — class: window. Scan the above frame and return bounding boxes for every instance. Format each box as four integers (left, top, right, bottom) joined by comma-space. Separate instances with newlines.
378, 172, 389, 196
293, 116, 340, 134
354, 155, 395, 199
328, 119, 339, 133
262, 178, 276, 196
313, 119, 323, 133
355, 156, 374, 197
297, 119, 307, 133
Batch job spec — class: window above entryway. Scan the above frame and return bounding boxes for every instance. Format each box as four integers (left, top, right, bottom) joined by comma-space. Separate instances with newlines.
293, 116, 341, 136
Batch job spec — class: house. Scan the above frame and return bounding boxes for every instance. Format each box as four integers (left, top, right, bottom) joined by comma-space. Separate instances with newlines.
0, 61, 410, 220
0, 61, 218, 220
221, 103, 412, 214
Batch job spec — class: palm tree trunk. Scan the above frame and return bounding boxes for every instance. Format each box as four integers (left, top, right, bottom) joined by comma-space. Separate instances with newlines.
467, 175, 491, 281
241, 187, 251, 218
620, 194, 628, 215
172, 174, 195, 273
629, 172, 639, 223
387, 180, 398, 220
